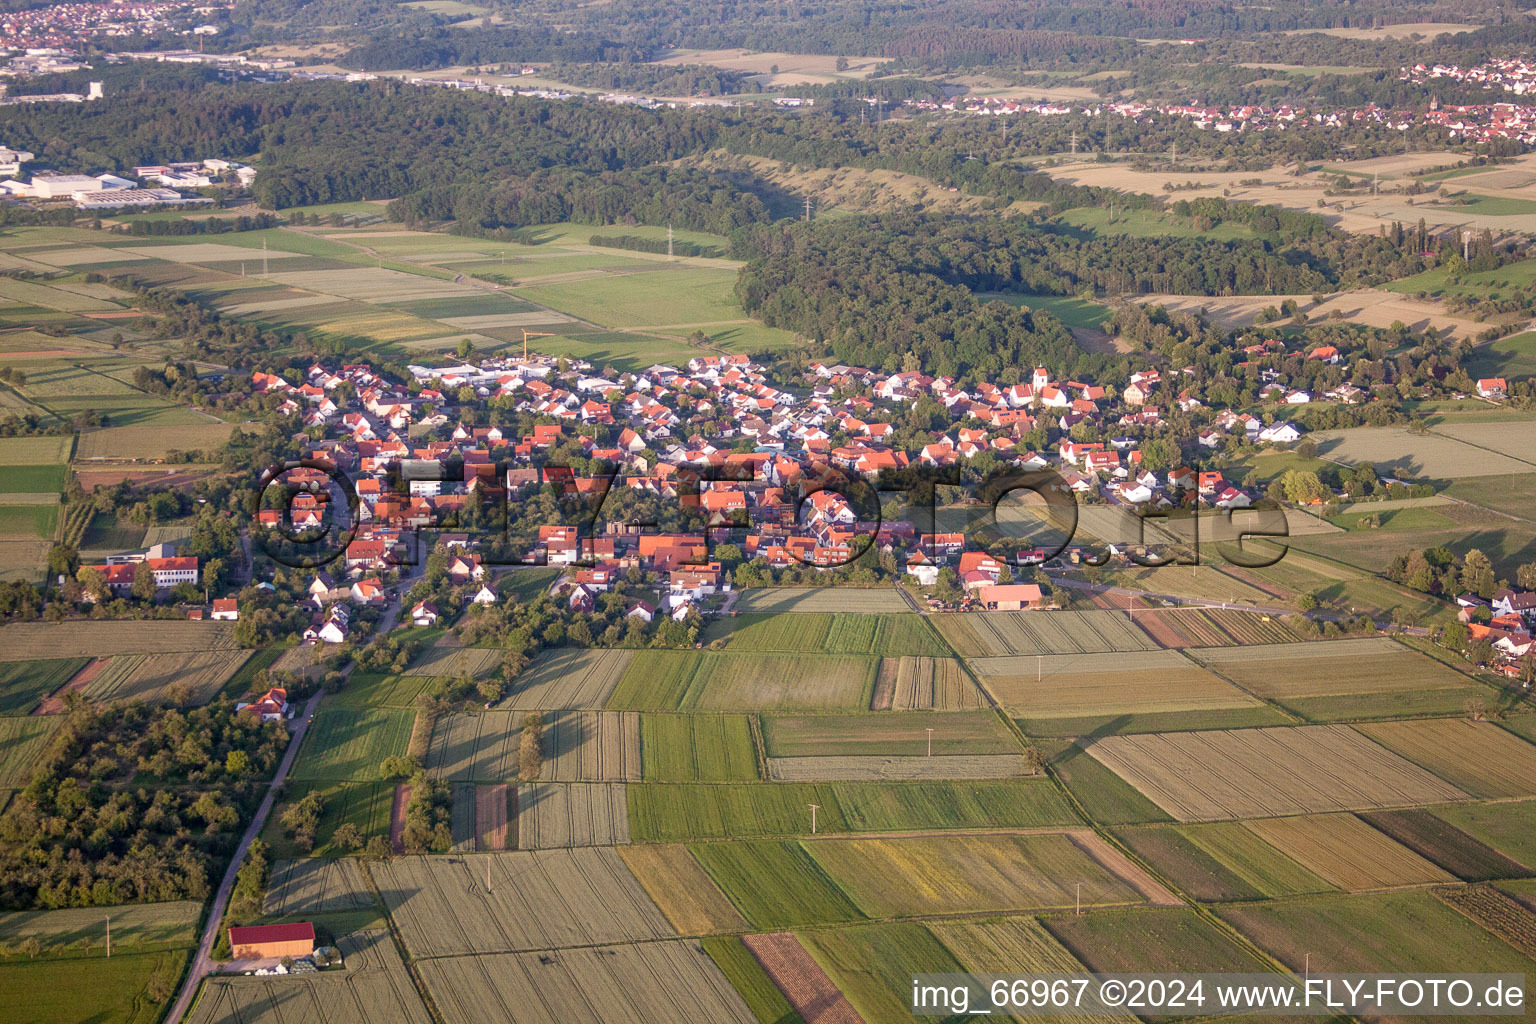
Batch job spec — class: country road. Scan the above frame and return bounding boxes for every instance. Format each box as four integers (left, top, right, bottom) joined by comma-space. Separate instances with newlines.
165, 688, 323, 1024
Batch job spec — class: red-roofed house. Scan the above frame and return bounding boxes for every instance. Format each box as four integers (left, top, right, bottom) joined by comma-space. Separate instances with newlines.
228, 922, 314, 960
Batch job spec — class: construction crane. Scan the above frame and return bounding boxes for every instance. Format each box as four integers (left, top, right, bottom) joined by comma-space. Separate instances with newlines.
521, 330, 554, 360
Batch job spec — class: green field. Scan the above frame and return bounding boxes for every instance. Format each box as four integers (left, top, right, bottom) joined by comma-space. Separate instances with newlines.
330, 673, 438, 708
700, 935, 806, 1024
1056, 206, 1254, 240
0, 717, 60, 786
628, 779, 1079, 842
975, 292, 1112, 328
1114, 825, 1264, 902
1384, 257, 1536, 299
1467, 332, 1536, 380
0, 504, 58, 540
1042, 739, 1172, 825
805, 922, 972, 1024
608, 650, 878, 711
0, 950, 187, 1024
639, 714, 760, 781
0, 658, 84, 715
0, 464, 65, 494
262, 780, 395, 857
1046, 907, 1274, 992
513, 266, 744, 329
703, 613, 950, 657
1179, 822, 1336, 897
691, 840, 864, 928
289, 707, 414, 780
1217, 891, 1536, 977
762, 711, 1020, 757
0, 901, 200, 956
1431, 801, 1536, 872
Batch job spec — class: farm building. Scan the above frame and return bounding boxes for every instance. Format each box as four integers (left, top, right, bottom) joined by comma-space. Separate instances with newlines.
228, 921, 314, 959
976, 584, 1046, 610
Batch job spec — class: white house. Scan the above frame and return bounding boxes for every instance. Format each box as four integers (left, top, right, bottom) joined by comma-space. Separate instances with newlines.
1258, 422, 1302, 444
411, 600, 439, 626
471, 585, 498, 605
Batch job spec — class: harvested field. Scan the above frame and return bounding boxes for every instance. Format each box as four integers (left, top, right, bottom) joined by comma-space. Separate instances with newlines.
1435, 884, 1536, 960
475, 783, 513, 851
732, 587, 907, 613
403, 644, 500, 677
291, 707, 414, 781
875, 656, 986, 710
1189, 637, 1471, 699
609, 650, 876, 711
517, 782, 629, 847
639, 714, 758, 781
933, 610, 1159, 658
1363, 809, 1532, 881
762, 710, 1018, 757
420, 939, 757, 1024
618, 844, 749, 934
263, 858, 376, 916
0, 657, 86, 715
1356, 719, 1536, 799
1245, 814, 1453, 890
374, 848, 672, 957
971, 648, 1259, 718
500, 648, 631, 709
768, 754, 1028, 780
711, 612, 949, 656
1084, 725, 1468, 821
427, 710, 639, 782
0, 717, 59, 786
1312, 426, 1535, 479
0, 620, 235, 660
82, 650, 250, 704
742, 932, 865, 1024
806, 833, 1141, 918
184, 930, 431, 1024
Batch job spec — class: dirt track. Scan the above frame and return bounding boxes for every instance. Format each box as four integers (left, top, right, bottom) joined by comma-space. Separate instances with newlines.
35, 657, 108, 714
390, 784, 411, 854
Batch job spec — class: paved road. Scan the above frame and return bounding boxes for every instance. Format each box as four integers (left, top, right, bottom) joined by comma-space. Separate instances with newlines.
166, 688, 323, 1024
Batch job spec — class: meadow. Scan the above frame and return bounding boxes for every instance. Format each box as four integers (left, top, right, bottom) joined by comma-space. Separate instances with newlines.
0, 657, 86, 714
82, 650, 251, 705
0, 950, 188, 1024
262, 780, 395, 857
289, 707, 415, 781
0, 717, 60, 786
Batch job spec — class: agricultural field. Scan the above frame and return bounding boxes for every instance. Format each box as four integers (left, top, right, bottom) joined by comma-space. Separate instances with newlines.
706, 612, 949, 656
768, 753, 1029, 780
933, 610, 1159, 658
607, 650, 877, 711
76, 424, 248, 461
0, 949, 188, 1024
81, 650, 251, 705
516, 781, 630, 847
0, 901, 200, 956
800, 922, 972, 1024
690, 840, 864, 929
1084, 725, 1468, 821
1129, 607, 1301, 648
1187, 637, 1485, 719
1114, 825, 1267, 902
1363, 808, 1534, 881
185, 931, 431, 1024
806, 833, 1142, 918
499, 648, 632, 709
426, 710, 640, 782
0, 620, 235, 660
329, 672, 436, 707
419, 940, 758, 1024
1217, 891, 1536, 979
290, 707, 415, 781
639, 714, 759, 781
403, 644, 501, 677
1430, 800, 1536, 873
762, 711, 1019, 757
1244, 813, 1454, 890
970, 649, 1261, 718
871, 656, 988, 710
1045, 907, 1275, 985
373, 849, 672, 957
0, 657, 86, 715
1356, 719, 1536, 799
1310, 425, 1536, 480
628, 778, 1079, 842
1178, 821, 1336, 897
0, 436, 72, 464
731, 587, 908, 613
1044, 739, 1172, 825
0, 716, 60, 786
263, 858, 377, 917
700, 935, 805, 1024
618, 844, 749, 934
